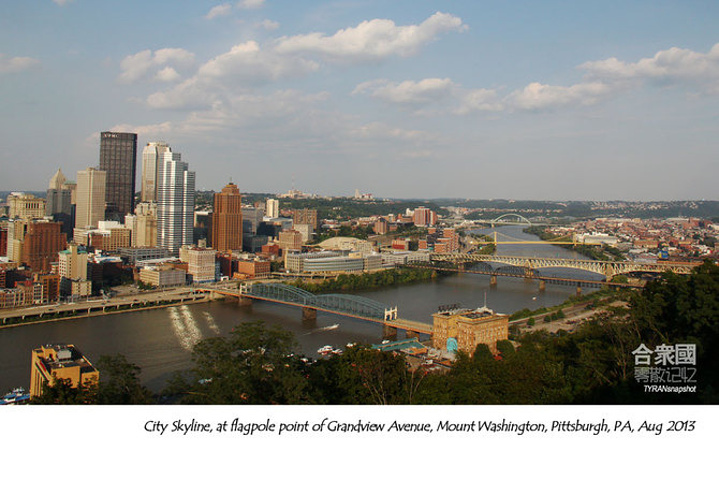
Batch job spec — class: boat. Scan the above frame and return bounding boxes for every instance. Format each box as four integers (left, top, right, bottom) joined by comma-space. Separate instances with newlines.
1, 388, 30, 406
331, 348, 343, 355
318, 324, 339, 332
317, 345, 334, 355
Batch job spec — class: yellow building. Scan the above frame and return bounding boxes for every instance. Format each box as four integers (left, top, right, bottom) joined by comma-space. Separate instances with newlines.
432, 307, 509, 355
30, 344, 99, 397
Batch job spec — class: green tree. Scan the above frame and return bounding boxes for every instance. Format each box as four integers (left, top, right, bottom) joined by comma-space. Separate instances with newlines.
31, 377, 98, 405
176, 321, 312, 404
96, 354, 155, 404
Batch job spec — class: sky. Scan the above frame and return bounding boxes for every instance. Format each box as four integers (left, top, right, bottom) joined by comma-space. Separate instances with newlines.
1, 0, 718, 201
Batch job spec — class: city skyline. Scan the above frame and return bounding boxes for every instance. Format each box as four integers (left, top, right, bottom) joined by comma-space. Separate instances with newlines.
2, 1, 719, 201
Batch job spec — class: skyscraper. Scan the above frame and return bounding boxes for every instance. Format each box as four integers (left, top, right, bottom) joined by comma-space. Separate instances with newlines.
141, 141, 171, 203
265, 198, 279, 218
46, 169, 73, 216
99, 131, 137, 220
212, 183, 243, 252
46, 168, 75, 240
75, 167, 106, 230
157, 151, 195, 255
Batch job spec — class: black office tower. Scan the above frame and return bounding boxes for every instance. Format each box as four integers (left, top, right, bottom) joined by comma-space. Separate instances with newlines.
99, 131, 137, 221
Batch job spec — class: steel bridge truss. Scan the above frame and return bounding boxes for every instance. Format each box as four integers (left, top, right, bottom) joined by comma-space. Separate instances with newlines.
241, 283, 398, 321
430, 253, 696, 278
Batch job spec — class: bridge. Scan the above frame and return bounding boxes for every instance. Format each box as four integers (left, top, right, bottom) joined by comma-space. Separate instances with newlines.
199, 283, 433, 338
467, 214, 552, 227
428, 252, 696, 283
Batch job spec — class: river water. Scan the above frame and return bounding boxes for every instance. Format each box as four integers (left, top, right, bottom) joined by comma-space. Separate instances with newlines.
0, 226, 604, 393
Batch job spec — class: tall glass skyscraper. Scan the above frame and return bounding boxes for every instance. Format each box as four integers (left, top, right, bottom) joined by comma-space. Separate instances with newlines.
141, 141, 172, 203
157, 151, 195, 255
99, 131, 137, 221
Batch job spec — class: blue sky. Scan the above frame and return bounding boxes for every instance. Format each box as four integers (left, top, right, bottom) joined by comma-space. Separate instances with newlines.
2, 0, 718, 200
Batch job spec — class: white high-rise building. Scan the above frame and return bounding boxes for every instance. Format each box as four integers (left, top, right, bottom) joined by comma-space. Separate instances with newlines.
141, 141, 172, 203
75, 168, 106, 230
157, 151, 195, 255
265, 198, 279, 218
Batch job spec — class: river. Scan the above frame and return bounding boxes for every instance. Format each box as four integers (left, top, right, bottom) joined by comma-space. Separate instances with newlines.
0, 225, 603, 393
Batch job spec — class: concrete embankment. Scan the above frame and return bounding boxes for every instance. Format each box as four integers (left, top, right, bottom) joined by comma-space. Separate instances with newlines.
0, 291, 213, 330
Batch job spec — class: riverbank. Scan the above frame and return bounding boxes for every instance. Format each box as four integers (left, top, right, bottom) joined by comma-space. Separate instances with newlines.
287, 267, 442, 294
506, 287, 630, 334
523, 226, 625, 261
0, 289, 210, 329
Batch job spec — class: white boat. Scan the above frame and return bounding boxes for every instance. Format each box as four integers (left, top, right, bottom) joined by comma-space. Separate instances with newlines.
317, 345, 334, 354
318, 324, 339, 331
1, 388, 30, 405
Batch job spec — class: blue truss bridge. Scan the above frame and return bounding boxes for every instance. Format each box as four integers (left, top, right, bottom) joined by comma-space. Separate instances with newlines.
198, 282, 432, 336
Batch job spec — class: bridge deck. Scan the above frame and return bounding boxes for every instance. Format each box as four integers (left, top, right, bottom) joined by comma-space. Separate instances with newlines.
198, 287, 433, 334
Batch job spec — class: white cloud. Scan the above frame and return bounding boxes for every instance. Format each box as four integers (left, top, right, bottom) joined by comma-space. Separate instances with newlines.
119, 48, 195, 83
198, 41, 318, 81
147, 42, 319, 109
453, 88, 504, 114
355, 78, 503, 114
259, 19, 280, 31
147, 78, 218, 110
0, 54, 40, 74
354, 78, 455, 104
206, 4, 233, 20
507, 81, 611, 111
356, 76, 609, 114
581, 43, 719, 93
237, 0, 265, 9
154, 67, 181, 83
275, 12, 467, 62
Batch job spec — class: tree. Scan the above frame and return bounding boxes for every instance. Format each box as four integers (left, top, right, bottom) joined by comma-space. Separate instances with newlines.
178, 321, 312, 404
31, 377, 98, 405
96, 354, 155, 404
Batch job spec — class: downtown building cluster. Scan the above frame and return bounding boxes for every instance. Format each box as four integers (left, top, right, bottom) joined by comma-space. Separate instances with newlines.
0, 129, 462, 309
0, 132, 205, 305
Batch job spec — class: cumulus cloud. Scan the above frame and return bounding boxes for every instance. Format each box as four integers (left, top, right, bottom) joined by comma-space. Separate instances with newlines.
356, 43, 719, 116
354, 78, 503, 114
237, 0, 265, 9
198, 41, 318, 81
275, 12, 467, 62
581, 43, 719, 93
206, 4, 233, 20
507, 81, 611, 111
154, 66, 181, 83
453, 88, 504, 114
259, 19, 280, 31
354, 78, 455, 104
0, 54, 40, 74
119, 48, 195, 83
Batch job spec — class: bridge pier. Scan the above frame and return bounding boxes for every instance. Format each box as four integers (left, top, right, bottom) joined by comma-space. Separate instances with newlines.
538, 280, 546, 292
405, 330, 419, 340
238, 296, 253, 307
489, 275, 497, 287
302, 307, 317, 322
382, 325, 398, 341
